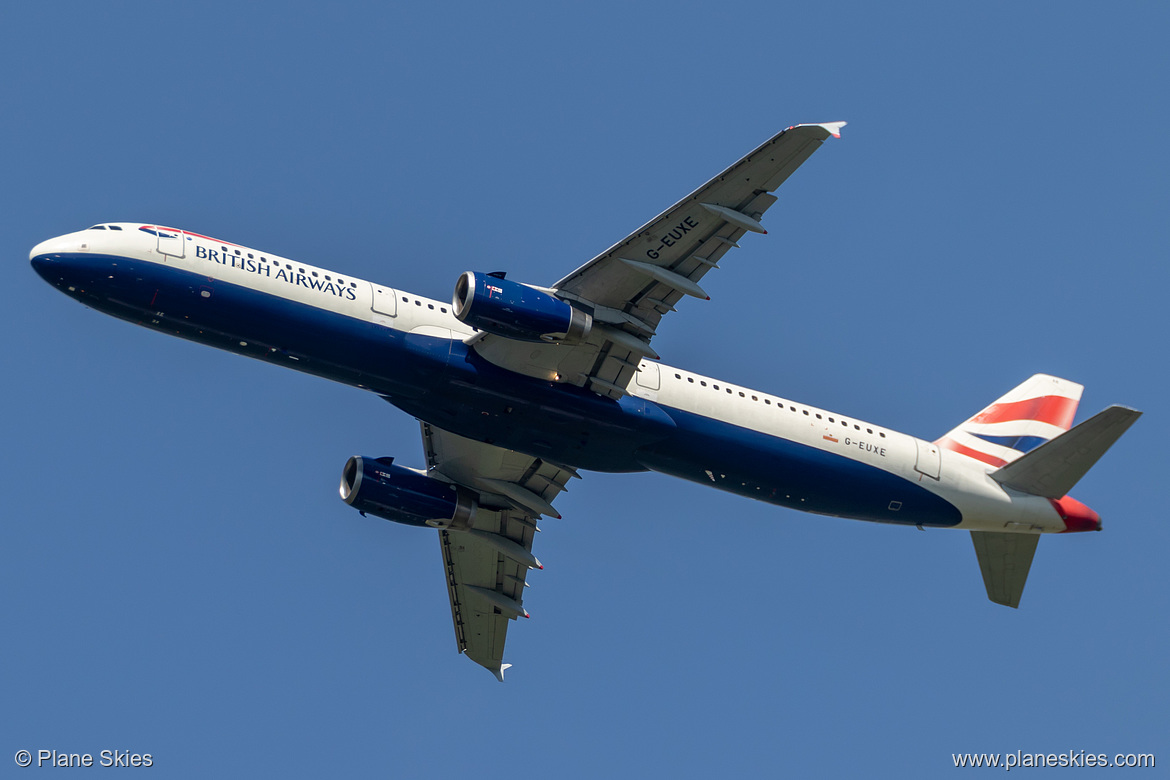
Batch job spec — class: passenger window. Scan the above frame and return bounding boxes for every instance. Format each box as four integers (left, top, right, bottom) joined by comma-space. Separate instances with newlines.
700, 381, 707, 387
816, 414, 822, 419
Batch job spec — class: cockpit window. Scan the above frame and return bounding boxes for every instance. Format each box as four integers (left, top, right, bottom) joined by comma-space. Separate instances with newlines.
89, 225, 107, 230
109, 225, 122, 231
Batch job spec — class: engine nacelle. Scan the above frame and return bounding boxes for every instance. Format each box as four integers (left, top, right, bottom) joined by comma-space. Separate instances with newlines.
452, 271, 592, 344
339, 456, 476, 530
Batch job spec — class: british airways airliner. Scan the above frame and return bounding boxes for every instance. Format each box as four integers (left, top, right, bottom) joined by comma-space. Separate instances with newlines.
30, 123, 1139, 680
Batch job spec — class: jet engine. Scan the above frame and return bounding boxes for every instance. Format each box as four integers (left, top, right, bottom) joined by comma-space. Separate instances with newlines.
452, 271, 592, 344
339, 456, 476, 530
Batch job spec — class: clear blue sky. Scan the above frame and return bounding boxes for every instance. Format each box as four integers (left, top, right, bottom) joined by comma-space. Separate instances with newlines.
3, 2, 1167, 777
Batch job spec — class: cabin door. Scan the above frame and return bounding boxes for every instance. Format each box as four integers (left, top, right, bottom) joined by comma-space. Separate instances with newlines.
156, 227, 185, 258
914, 439, 941, 479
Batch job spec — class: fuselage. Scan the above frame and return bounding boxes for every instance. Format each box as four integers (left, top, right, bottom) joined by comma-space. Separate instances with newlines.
30, 223, 1082, 534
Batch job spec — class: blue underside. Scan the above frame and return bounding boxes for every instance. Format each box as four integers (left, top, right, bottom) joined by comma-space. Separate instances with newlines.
32, 252, 961, 527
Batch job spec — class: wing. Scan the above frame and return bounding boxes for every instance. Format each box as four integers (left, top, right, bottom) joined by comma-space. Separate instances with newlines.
421, 422, 578, 680
468, 122, 845, 399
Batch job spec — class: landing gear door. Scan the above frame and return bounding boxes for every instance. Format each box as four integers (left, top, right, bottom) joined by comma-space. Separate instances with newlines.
914, 439, 941, 480
156, 227, 185, 259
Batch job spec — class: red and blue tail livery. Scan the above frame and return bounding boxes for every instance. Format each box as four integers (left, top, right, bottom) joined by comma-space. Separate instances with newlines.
29, 123, 1140, 679
938, 374, 1083, 467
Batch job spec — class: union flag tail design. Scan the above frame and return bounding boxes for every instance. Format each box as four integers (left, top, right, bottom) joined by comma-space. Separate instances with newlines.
936, 374, 1083, 468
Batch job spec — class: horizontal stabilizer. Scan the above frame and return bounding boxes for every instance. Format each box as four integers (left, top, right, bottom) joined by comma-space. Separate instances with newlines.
971, 531, 1039, 608
990, 406, 1141, 498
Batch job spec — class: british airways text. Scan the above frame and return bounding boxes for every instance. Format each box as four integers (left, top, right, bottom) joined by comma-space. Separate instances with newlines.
195, 245, 357, 300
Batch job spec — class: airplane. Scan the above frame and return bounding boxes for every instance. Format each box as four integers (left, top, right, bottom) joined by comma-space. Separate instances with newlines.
29, 122, 1140, 681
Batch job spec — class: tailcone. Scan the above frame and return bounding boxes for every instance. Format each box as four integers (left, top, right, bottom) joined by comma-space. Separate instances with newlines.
1050, 496, 1102, 533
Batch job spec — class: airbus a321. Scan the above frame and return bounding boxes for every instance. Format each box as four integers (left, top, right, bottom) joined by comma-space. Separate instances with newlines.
30, 122, 1140, 680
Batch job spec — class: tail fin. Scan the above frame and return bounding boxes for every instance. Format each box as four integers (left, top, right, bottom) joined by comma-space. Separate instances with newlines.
937, 374, 1083, 469
954, 377, 1142, 610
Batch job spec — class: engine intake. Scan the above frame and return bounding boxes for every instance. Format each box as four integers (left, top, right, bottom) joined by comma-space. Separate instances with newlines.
452, 271, 591, 344
340, 456, 476, 530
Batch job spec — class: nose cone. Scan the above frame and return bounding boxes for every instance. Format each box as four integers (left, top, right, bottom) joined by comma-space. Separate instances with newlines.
30, 240, 57, 281
30, 232, 86, 283
31, 234, 72, 262
1051, 495, 1102, 533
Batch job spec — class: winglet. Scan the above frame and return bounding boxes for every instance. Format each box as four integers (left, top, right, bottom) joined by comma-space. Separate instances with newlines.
819, 121, 846, 138
494, 663, 512, 683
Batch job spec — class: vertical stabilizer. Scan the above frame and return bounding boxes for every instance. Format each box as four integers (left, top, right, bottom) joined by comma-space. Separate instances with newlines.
937, 375, 1083, 469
